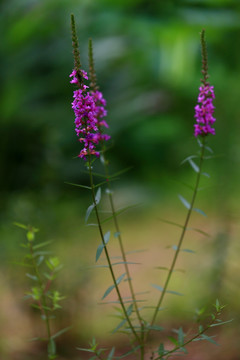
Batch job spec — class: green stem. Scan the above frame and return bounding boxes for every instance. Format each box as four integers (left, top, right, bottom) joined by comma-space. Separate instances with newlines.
147, 137, 206, 339
29, 242, 51, 341
88, 37, 144, 354
87, 157, 140, 343
102, 154, 145, 358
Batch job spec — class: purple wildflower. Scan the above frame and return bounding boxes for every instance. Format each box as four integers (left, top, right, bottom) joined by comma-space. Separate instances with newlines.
70, 69, 110, 159
194, 84, 216, 137
194, 30, 216, 137
91, 90, 111, 141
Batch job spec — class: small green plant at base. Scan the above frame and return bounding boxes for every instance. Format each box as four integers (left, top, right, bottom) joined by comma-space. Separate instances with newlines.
14, 222, 69, 359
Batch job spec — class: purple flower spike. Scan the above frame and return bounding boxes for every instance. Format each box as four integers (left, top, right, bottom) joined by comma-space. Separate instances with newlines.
194, 30, 216, 137
70, 69, 110, 160
194, 84, 216, 137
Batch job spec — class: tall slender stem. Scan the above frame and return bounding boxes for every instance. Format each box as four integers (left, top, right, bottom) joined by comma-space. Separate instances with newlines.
88, 36, 144, 356
102, 155, 145, 359
87, 157, 140, 343
146, 137, 206, 340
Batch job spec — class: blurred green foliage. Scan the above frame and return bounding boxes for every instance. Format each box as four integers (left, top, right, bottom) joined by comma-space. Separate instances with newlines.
1, 0, 240, 200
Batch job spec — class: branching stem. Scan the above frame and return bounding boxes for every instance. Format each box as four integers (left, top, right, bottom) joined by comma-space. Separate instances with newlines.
153, 309, 221, 360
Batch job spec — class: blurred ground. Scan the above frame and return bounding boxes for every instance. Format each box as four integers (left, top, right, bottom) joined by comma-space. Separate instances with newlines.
1, 196, 240, 359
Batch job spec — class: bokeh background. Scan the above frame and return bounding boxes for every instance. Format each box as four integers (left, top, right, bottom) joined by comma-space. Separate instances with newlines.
1, 0, 240, 359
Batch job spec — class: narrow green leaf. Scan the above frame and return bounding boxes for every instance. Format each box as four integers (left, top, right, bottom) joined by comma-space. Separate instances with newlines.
180, 155, 198, 165
181, 248, 195, 254
64, 182, 91, 190
178, 195, 190, 210
201, 334, 219, 346
154, 266, 169, 271
34, 250, 52, 257
102, 273, 126, 300
33, 240, 53, 250
36, 255, 44, 266
101, 204, 140, 224
114, 346, 141, 359
95, 180, 114, 188
77, 347, 95, 353
147, 324, 164, 332
193, 337, 203, 342
104, 231, 111, 244
197, 137, 203, 148
166, 290, 183, 296
158, 218, 184, 229
109, 166, 133, 179
126, 303, 133, 316
180, 346, 188, 354
13, 222, 28, 230
52, 326, 72, 339
112, 318, 127, 334
116, 273, 126, 285
188, 227, 210, 237
96, 231, 110, 262
95, 187, 101, 204
158, 343, 165, 356
85, 204, 95, 223
48, 338, 56, 356
107, 347, 115, 360
178, 327, 184, 345
151, 284, 164, 292
28, 336, 42, 342
174, 268, 186, 273
210, 319, 233, 327
193, 208, 207, 217
215, 298, 220, 311
188, 159, 199, 173
26, 273, 38, 281
95, 245, 104, 263
168, 336, 178, 346
204, 145, 213, 153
